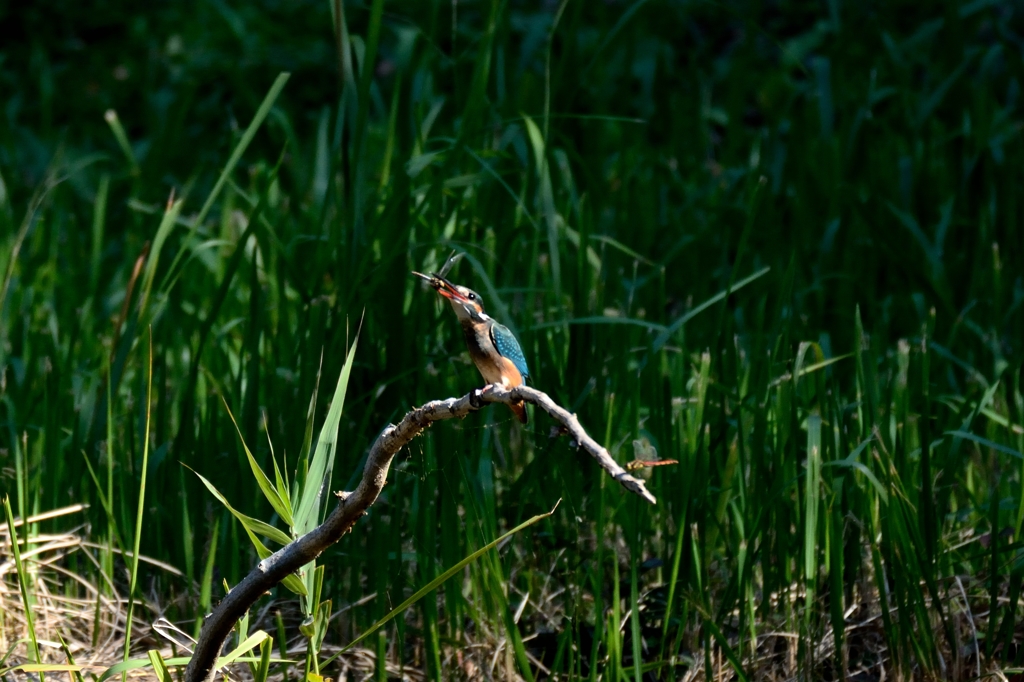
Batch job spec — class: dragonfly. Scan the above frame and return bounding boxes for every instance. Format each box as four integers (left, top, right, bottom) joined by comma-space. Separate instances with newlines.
625, 438, 678, 471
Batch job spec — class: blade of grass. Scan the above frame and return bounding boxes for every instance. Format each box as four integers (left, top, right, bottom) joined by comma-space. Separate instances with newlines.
188, 468, 293, 546
629, 517, 643, 682
136, 196, 184, 319
2, 665, 80, 676
146, 651, 172, 682
122, 328, 154, 679
159, 72, 290, 293
95, 641, 282, 682
195, 517, 220, 639
80, 449, 124, 550
650, 266, 771, 352
89, 173, 109, 295
2, 495, 42, 677
254, 635, 273, 682
220, 396, 293, 526
944, 430, 1023, 459
103, 110, 140, 176
294, 321, 361, 536
56, 633, 86, 682
524, 114, 562, 308
295, 354, 323, 499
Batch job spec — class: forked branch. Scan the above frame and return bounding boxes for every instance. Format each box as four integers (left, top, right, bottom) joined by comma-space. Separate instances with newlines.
184, 384, 657, 682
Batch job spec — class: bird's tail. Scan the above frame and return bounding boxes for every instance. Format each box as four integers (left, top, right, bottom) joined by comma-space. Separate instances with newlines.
508, 400, 528, 424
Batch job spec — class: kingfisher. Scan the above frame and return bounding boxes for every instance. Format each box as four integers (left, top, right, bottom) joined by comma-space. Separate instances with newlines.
413, 268, 531, 424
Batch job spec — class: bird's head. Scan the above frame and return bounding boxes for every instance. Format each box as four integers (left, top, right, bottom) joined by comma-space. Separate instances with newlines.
412, 272, 488, 321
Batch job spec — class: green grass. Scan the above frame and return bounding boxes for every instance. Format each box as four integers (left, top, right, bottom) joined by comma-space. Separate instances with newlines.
2, 0, 1024, 679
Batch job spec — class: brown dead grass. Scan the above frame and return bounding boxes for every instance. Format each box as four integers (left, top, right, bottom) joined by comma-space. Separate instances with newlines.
2, 506, 1022, 681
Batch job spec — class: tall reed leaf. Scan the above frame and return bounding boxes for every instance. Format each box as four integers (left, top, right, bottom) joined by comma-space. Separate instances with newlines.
122, 330, 154, 679
136, 197, 184, 319
159, 72, 290, 292
189, 467, 306, 595
294, 325, 360, 537
2, 496, 42, 676
221, 396, 294, 526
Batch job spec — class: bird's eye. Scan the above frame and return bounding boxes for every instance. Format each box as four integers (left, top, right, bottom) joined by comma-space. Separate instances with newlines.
468, 293, 476, 301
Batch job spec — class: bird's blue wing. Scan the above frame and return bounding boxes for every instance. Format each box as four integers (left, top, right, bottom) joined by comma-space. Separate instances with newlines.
490, 323, 530, 380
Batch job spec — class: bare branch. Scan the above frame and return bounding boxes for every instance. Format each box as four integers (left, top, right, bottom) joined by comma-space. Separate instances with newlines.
495, 385, 657, 504
185, 385, 657, 682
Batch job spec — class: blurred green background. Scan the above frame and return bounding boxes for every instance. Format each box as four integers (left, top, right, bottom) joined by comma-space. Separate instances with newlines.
2, 0, 1024, 678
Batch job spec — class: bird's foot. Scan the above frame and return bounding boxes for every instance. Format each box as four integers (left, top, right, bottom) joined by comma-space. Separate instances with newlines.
471, 384, 507, 408
479, 382, 513, 395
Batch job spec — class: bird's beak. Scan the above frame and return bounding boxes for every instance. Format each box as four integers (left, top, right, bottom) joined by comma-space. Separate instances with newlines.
411, 271, 470, 303
435, 276, 470, 303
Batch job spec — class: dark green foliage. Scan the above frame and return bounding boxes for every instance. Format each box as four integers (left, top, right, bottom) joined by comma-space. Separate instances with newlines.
2, 0, 1024, 678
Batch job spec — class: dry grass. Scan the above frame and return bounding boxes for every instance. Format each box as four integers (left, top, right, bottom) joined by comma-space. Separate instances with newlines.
0, 504, 165, 679
2, 502, 1023, 681
0, 504, 438, 681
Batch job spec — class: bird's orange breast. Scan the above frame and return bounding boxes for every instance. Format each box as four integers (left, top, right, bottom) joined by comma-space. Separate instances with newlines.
471, 354, 523, 388
497, 356, 524, 387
